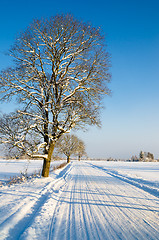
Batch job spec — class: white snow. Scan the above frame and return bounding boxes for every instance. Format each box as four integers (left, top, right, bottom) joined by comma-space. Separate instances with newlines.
0, 158, 66, 185
89, 161, 159, 182
0, 160, 159, 239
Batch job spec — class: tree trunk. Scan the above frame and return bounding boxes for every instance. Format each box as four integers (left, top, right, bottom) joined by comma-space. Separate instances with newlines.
42, 158, 51, 177
67, 155, 70, 163
42, 141, 55, 177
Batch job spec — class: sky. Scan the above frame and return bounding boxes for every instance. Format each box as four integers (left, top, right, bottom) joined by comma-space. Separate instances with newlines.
0, 0, 159, 159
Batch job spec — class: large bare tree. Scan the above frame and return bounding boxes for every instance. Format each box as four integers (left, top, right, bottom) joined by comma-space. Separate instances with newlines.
0, 14, 111, 177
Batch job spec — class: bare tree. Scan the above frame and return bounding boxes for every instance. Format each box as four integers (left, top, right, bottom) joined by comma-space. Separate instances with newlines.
56, 134, 80, 163
76, 139, 86, 161
0, 14, 111, 177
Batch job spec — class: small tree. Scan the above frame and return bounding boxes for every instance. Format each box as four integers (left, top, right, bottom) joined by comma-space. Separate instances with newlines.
56, 134, 80, 163
76, 139, 86, 161
0, 14, 111, 177
147, 152, 154, 161
139, 151, 144, 161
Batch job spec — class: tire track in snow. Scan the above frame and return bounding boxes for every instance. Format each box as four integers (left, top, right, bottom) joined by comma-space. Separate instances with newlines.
77, 166, 108, 239
86, 165, 142, 239
47, 161, 159, 240
67, 170, 78, 240
48, 162, 127, 239
88, 163, 159, 198
47, 163, 88, 240
0, 179, 56, 225
48, 163, 95, 240
88, 162, 159, 212
2, 161, 158, 240
74, 166, 95, 240
86, 162, 159, 239
0, 164, 72, 240
47, 174, 71, 240
82, 164, 127, 240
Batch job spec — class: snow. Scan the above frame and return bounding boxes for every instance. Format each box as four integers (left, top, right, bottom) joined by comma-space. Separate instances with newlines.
89, 161, 159, 182
88, 161, 159, 198
0, 161, 159, 239
0, 158, 66, 185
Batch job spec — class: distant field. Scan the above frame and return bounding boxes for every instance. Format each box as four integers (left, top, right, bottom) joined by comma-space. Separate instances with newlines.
0, 158, 66, 184
88, 161, 159, 182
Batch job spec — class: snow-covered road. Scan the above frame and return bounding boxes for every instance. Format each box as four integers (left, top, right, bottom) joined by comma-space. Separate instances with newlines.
0, 162, 159, 240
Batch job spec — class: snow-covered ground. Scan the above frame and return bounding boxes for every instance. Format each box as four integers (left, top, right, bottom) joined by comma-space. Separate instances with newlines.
89, 161, 159, 182
0, 161, 159, 239
88, 161, 159, 198
0, 158, 66, 185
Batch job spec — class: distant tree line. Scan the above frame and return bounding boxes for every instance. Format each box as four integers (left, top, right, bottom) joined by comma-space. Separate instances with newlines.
130, 151, 155, 162
139, 151, 154, 162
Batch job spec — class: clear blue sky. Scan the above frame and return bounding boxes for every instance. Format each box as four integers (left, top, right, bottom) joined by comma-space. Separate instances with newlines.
0, 0, 159, 159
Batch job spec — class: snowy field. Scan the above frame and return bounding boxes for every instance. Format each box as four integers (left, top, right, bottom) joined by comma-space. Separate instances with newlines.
0, 161, 159, 239
89, 161, 159, 182
88, 161, 159, 198
0, 158, 66, 185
